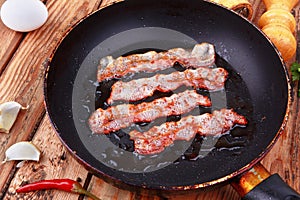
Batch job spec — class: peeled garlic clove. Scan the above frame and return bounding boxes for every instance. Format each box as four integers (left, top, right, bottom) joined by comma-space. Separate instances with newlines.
2, 141, 41, 163
0, 101, 27, 133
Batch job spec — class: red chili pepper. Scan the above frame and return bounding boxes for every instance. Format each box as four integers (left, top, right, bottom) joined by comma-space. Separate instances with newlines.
16, 179, 101, 200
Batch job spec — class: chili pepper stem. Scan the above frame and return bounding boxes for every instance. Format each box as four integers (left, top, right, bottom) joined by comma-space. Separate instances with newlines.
72, 182, 102, 200
74, 188, 102, 200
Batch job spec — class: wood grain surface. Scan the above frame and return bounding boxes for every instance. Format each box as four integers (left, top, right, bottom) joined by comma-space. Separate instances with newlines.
0, 0, 299, 199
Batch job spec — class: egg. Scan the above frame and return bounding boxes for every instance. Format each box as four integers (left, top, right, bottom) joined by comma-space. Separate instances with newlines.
0, 0, 48, 32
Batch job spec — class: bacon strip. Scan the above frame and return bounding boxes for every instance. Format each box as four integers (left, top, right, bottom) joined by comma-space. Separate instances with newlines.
88, 90, 211, 134
97, 43, 215, 82
129, 109, 248, 155
107, 67, 228, 104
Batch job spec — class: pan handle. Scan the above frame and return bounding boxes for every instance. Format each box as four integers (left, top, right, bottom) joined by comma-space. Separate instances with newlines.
231, 163, 300, 200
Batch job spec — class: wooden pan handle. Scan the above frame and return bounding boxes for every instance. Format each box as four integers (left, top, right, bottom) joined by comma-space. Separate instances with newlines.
258, 0, 298, 61
231, 162, 300, 199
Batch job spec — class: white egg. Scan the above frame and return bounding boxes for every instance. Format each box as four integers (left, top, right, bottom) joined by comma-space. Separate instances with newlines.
0, 0, 48, 32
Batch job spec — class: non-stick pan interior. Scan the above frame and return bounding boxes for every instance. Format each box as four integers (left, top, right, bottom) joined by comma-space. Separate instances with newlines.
45, 0, 289, 189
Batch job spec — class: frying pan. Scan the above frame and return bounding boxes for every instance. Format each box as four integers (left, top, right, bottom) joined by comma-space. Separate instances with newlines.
44, 0, 299, 199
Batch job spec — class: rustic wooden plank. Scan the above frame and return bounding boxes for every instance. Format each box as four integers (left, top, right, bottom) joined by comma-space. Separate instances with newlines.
99, 0, 120, 8
250, 0, 266, 24
0, 0, 102, 198
87, 177, 134, 200
88, 176, 240, 200
0, 0, 24, 74
0, 23, 23, 75
3, 116, 89, 200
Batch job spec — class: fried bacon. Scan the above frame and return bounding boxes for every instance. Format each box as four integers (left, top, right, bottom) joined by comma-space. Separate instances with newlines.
88, 90, 211, 134
107, 67, 228, 104
97, 43, 215, 82
129, 109, 248, 155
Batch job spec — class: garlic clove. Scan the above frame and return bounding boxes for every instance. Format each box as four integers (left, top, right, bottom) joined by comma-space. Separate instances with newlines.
2, 141, 41, 163
0, 101, 28, 133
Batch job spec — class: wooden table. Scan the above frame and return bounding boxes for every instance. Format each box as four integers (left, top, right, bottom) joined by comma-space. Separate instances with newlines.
0, 0, 299, 199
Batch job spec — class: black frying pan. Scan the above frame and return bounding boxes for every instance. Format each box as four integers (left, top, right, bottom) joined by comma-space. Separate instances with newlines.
44, 0, 299, 199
